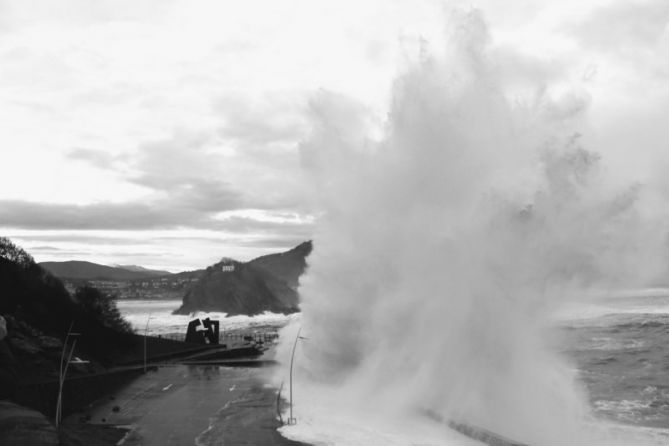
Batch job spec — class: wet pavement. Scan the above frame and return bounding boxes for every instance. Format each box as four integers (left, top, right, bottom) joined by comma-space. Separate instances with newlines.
65, 364, 306, 445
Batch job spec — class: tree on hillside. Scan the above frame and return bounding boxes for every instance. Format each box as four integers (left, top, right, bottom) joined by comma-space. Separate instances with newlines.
73, 286, 132, 333
0, 237, 74, 331
0, 238, 136, 368
0, 237, 34, 268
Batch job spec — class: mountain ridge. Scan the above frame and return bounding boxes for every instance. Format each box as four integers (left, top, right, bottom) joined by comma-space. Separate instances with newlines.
39, 260, 174, 281
114, 264, 173, 276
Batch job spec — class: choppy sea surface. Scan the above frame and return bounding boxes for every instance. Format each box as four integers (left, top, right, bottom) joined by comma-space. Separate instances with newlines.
558, 289, 669, 429
116, 298, 294, 340
118, 292, 669, 434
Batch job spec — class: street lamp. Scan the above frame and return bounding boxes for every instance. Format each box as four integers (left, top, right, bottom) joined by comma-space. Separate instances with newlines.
55, 323, 86, 428
288, 326, 307, 425
143, 314, 153, 373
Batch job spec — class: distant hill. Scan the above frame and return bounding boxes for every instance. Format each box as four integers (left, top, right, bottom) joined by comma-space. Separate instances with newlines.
174, 241, 312, 316
39, 261, 172, 281
114, 265, 173, 276
38, 261, 203, 300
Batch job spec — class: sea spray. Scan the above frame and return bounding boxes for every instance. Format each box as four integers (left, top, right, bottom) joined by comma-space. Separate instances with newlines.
276, 10, 666, 446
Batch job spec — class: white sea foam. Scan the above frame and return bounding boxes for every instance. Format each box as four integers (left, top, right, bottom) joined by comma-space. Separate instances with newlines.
278, 380, 481, 446
274, 8, 669, 446
117, 299, 295, 337
278, 377, 669, 446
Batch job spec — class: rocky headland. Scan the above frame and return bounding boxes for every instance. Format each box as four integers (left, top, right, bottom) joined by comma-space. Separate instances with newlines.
174, 241, 312, 316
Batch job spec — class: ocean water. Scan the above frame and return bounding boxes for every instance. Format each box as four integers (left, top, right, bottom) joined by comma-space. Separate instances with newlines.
116, 299, 295, 339
118, 295, 669, 443
559, 289, 669, 429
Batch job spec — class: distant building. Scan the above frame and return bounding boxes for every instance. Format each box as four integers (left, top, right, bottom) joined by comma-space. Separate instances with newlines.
221, 265, 235, 272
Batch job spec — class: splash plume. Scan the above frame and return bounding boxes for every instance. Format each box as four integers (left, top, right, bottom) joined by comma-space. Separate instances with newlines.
278, 10, 666, 446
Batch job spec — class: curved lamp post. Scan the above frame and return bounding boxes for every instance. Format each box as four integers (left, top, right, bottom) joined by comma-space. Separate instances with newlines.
56, 323, 86, 428
288, 327, 307, 425
143, 314, 153, 373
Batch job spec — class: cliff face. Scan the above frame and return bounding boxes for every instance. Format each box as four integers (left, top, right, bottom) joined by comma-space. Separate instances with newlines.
173, 241, 312, 316
248, 241, 312, 289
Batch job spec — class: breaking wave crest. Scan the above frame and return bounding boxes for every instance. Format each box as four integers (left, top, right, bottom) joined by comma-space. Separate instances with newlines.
275, 9, 669, 446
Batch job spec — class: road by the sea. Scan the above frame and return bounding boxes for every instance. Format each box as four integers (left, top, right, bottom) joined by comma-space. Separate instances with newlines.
68, 364, 305, 446
84, 299, 302, 445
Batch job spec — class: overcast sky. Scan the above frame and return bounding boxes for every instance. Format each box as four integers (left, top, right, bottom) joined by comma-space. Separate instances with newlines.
1, 0, 668, 271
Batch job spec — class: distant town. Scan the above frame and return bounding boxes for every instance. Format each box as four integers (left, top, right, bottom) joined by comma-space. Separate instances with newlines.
61, 273, 203, 300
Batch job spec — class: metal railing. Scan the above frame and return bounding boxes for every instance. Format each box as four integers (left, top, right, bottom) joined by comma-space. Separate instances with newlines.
148, 331, 280, 344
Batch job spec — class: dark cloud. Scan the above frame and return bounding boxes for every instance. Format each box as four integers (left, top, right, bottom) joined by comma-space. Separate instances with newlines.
63, 100, 308, 214
0, 200, 193, 230
0, 199, 216, 230
162, 178, 244, 213
28, 245, 65, 252
134, 132, 306, 212
60, 133, 249, 226
34, 249, 92, 257
66, 133, 238, 197
4, 234, 142, 245
8, 129, 309, 233
130, 135, 247, 213
0, 199, 314, 235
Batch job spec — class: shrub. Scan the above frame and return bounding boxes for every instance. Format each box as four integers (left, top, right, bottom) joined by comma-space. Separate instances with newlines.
72, 286, 132, 333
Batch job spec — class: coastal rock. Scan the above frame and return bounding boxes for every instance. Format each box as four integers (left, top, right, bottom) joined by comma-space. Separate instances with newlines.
248, 241, 313, 290
0, 401, 59, 446
174, 241, 312, 316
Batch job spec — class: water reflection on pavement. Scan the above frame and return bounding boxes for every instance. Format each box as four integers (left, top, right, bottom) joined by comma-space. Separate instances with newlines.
65, 364, 296, 446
